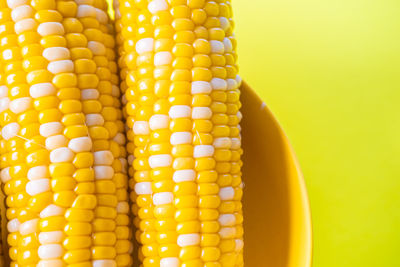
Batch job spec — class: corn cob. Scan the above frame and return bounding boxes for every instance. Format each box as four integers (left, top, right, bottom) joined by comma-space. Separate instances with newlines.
115, 0, 244, 266
0, 35, 6, 267
0, 0, 133, 266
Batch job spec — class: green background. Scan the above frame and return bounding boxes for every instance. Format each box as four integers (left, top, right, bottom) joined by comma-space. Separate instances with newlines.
233, 0, 400, 267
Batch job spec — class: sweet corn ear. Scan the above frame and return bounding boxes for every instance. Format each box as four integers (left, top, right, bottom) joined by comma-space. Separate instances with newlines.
114, 0, 244, 266
0, 1, 132, 266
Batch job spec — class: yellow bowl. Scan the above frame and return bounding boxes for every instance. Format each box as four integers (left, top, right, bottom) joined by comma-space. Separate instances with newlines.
241, 83, 312, 267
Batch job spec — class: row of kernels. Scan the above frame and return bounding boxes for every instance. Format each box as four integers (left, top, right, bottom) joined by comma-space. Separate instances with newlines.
118, 0, 160, 265
10, 1, 46, 265
74, 1, 118, 265
115, 1, 154, 266
149, 1, 189, 266
33, 1, 105, 266
114, 2, 145, 265
218, 1, 243, 266
0, 7, 20, 265
29, 2, 90, 265
225, 2, 244, 266
200, 1, 237, 266
102, 6, 134, 266
0, 4, 32, 265
167, 0, 213, 266
0, 68, 5, 267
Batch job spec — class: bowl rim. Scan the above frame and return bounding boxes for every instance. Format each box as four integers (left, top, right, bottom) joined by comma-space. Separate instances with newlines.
243, 82, 313, 267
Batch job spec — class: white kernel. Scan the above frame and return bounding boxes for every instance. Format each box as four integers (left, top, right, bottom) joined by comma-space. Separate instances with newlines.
133, 121, 149, 135
219, 227, 237, 239
26, 179, 50, 196
223, 37, 233, 52
50, 147, 74, 163
170, 132, 192, 145
75, 0, 94, 3
95, 8, 108, 24
0, 85, 8, 97
153, 192, 173, 205
2, 122, 20, 140
86, 114, 104, 126
43, 47, 70, 61
11, 5, 34, 22
37, 259, 64, 267
40, 205, 65, 218
37, 22, 64, 36
94, 151, 114, 165
88, 41, 106, 56
219, 186, 235, 201
81, 89, 99, 100
47, 60, 74, 74
38, 244, 63, 259
9, 97, 31, 114
77, 5, 97, 18
191, 81, 212, 94
19, 219, 39, 235
68, 137, 92, 152
94, 166, 114, 180
154, 51, 172, 66
218, 214, 236, 226
173, 169, 195, 183
169, 105, 191, 118
15, 18, 37, 34
227, 79, 238, 90
235, 239, 244, 251
194, 145, 214, 158
136, 38, 154, 54
177, 233, 200, 247
113, 133, 126, 145
236, 75, 242, 86
7, 0, 28, 9
38, 231, 64, 245
219, 17, 230, 31
0, 167, 11, 183
231, 138, 241, 149
148, 0, 168, 14
46, 135, 69, 150
30, 83, 56, 98
0, 97, 9, 113
149, 154, 172, 168
7, 218, 20, 232
192, 107, 212, 119
93, 260, 117, 267
210, 40, 224, 54
213, 137, 231, 149
28, 166, 49, 180
135, 182, 152, 195
40, 122, 63, 137
149, 114, 169, 130
160, 257, 179, 267
237, 111, 243, 122
211, 78, 227, 90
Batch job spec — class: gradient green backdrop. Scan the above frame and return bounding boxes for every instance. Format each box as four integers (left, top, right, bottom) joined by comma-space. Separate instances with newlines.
233, 0, 400, 267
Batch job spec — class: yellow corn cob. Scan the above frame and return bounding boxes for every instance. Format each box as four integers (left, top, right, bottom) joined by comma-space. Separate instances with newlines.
0, 46, 6, 267
115, 0, 244, 266
0, 0, 132, 266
